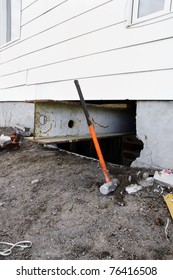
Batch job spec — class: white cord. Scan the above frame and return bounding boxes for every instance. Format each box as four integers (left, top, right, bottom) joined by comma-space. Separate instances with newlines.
165, 218, 170, 241
0, 241, 32, 256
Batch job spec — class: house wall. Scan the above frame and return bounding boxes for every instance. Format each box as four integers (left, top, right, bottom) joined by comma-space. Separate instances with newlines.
0, 0, 173, 101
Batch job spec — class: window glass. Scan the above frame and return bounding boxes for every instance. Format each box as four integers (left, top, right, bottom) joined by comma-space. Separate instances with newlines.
11, 0, 21, 41
0, 0, 7, 45
138, 0, 165, 18
0, 0, 21, 46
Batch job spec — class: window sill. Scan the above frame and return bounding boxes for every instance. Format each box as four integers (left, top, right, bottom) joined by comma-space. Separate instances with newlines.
0, 36, 21, 50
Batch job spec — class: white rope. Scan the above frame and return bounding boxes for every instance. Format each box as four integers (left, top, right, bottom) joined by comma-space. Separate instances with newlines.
164, 218, 170, 241
0, 241, 32, 256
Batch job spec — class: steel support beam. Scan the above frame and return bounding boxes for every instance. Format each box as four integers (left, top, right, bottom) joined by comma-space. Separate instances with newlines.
29, 101, 135, 144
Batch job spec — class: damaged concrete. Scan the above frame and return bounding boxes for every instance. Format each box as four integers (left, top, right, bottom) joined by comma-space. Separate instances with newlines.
1, 100, 173, 170
131, 101, 173, 170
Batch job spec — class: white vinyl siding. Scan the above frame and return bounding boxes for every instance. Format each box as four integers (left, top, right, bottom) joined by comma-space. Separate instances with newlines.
0, 0, 173, 101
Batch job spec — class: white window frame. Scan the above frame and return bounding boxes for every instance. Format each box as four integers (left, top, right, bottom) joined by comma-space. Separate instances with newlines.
128, 0, 173, 25
0, 0, 9, 46
0, 0, 21, 48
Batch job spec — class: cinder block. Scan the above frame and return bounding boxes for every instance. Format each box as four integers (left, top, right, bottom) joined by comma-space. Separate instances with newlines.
154, 170, 173, 187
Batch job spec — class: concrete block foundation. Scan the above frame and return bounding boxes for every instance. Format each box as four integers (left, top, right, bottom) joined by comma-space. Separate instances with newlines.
0, 102, 34, 130
131, 101, 173, 170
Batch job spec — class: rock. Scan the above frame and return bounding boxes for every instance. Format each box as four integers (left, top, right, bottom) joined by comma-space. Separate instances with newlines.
125, 184, 143, 194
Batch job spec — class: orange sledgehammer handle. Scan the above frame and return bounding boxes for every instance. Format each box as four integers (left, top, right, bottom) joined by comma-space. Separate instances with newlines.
89, 124, 111, 183
74, 79, 111, 184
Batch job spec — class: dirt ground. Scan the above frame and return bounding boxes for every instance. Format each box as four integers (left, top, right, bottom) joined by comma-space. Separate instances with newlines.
0, 127, 173, 260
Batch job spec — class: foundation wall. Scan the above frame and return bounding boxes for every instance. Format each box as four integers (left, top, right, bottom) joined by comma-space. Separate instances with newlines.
132, 101, 173, 170
0, 102, 34, 129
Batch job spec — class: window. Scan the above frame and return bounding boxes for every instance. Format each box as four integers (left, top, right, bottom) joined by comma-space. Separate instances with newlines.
130, 0, 172, 24
138, 0, 165, 17
0, 0, 21, 47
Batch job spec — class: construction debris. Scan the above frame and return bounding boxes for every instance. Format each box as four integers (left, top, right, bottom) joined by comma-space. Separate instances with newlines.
0, 135, 12, 148
154, 170, 173, 187
164, 194, 173, 219
0, 134, 20, 150
0, 125, 32, 151
15, 125, 32, 137
125, 184, 143, 194
126, 173, 155, 194
142, 172, 150, 180
138, 177, 154, 187
31, 179, 40, 185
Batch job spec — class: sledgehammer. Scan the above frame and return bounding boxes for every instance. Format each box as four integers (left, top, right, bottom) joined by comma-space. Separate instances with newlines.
74, 80, 119, 195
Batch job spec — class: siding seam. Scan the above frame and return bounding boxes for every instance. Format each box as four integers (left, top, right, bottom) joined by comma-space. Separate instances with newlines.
0, 0, 114, 52
1, 33, 173, 78
22, 0, 38, 11
0, 21, 124, 66
1, 67, 172, 90
25, 67, 173, 87
22, 0, 69, 26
